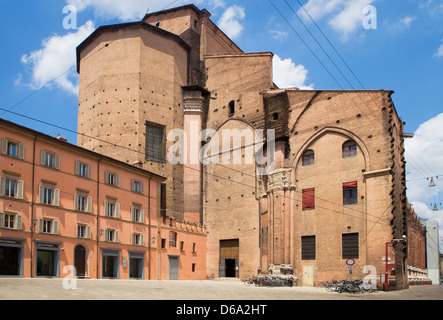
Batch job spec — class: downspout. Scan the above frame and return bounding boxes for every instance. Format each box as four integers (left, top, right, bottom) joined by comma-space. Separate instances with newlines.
148, 177, 151, 280
30, 135, 37, 277
96, 156, 101, 279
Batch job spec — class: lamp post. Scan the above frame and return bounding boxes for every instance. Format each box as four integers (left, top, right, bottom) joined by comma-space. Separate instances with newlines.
385, 236, 407, 292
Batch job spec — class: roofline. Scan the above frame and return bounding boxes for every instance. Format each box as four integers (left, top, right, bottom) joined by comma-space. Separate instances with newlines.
141, 4, 207, 21
0, 118, 166, 181
76, 21, 191, 73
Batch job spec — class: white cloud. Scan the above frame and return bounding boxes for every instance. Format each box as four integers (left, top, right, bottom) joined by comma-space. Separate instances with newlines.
269, 30, 289, 40
217, 5, 245, 40
65, 0, 185, 21
272, 54, 314, 89
298, 0, 375, 41
20, 21, 95, 95
434, 40, 443, 57
387, 16, 416, 32
405, 113, 443, 201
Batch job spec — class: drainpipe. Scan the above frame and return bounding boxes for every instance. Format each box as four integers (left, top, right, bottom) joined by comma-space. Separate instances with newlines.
30, 135, 37, 277
96, 157, 101, 279
147, 177, 151, 280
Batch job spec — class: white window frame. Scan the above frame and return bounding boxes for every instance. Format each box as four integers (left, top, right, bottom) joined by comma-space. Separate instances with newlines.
75, 161, 92, 179
131, 179, 144, 194
131, 205, 144, 223
132, 233, 144, 246
105, 171, 119, 187
74, 193, 92, 213
105, 229, 119, 243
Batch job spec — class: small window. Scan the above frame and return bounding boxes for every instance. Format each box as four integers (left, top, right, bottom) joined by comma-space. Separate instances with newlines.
74, 193, 92, 212
192, 243, 196, 253
0, 213, 22, 230
105, 229, 119, 243
1, 138, 24, 159
39, 185, 60, 206
131, 205, 144, 223
131, 179, 144, 194
104, 199, 120, 218
302, 150, 315, 166
343, 182, 358, 205
1, 176, 24, 199
192, 263, 196, 272
301, 235, 316, 260
342, 233, 359, 259
75, 161, 91, 178
161, 238, 166, 249
41, 150, 60, 169
39, 218, 58, 235
132, 233, 144, 246
272, 112, 279, 120
77, 224, 91, 239
105, 171, 119, 187
302, 188, 315, 210
342, 140, 357, 158
228, 100, 235, 115
180, 241, 185, 252
169, 231, 177, 247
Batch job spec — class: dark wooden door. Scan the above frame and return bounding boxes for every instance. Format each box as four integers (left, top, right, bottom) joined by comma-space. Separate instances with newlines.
74, 245, 86, 277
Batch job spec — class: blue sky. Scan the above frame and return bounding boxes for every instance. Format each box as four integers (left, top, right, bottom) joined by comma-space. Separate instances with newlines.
1, 0, 443, 243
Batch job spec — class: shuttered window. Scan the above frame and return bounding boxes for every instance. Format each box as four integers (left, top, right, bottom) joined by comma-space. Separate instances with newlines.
1, 138, 24, 159
301, 235, 316, 260
342, 233, 359, 259
302, 188, 315, 210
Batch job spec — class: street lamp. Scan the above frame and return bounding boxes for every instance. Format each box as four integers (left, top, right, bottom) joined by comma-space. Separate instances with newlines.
385, 235, 407, 292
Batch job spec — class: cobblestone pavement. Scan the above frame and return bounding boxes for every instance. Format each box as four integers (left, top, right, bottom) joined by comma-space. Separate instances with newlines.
0, 278, 442, 300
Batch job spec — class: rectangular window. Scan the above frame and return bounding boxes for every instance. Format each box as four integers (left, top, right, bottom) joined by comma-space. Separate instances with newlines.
39, 185, 60, 206
161, 238, 166, 249
192, 243, 196, 253
342, 233, 359, 259
39, 219, 58, 235
75, 161, 91, 178
343, 182, 358, 205
132, 233, 144, 246
169, 231, 177, 247
302, 188, 315, 210
192, 263, 196, 272
131, 179, 144, 194
131, 205, 144, 223
105, 171, 119, 187
160, 183, 167, 216
180, 241, 184, 252
0, 213, 22, 230
105, 229, 119, 242
75, 193, 92, 213
301, 235, 316, 260
1, 138, 24, 159
77, 224, 91, 239
0, 176, 24, 199
40, 150, 60, 169
104, 199, 120, 218
145, 122, 165, 162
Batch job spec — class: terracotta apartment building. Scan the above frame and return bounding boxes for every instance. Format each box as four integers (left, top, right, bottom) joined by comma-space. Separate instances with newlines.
0, 119, 206, 279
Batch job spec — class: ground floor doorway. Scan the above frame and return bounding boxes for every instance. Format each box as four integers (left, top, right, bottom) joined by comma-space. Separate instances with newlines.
0, 246, 20, 275
74, 245, 87, 278
169, 255, 179, 280
129, 251, 144, 279
102, 249, 119, 278
36, 242, 59, 277
219, 239, 239, 278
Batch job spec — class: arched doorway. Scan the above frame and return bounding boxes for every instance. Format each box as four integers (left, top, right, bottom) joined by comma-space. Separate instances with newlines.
74, 245, 86, 278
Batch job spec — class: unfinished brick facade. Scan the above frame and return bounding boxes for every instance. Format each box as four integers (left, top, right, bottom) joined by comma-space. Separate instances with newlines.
75, 4, 423, 287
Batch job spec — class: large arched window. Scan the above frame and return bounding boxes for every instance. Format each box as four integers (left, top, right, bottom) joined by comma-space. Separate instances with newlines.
302, 149, 315, 166
342, 140, 357, 158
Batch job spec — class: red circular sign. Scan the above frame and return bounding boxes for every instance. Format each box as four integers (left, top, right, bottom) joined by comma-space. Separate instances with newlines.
346, 259, 355, 266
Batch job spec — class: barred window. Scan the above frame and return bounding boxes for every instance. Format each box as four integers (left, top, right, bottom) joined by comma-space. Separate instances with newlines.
301, 235, 316, 260
145, 122, 165, 162
342, 233, 359, 259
